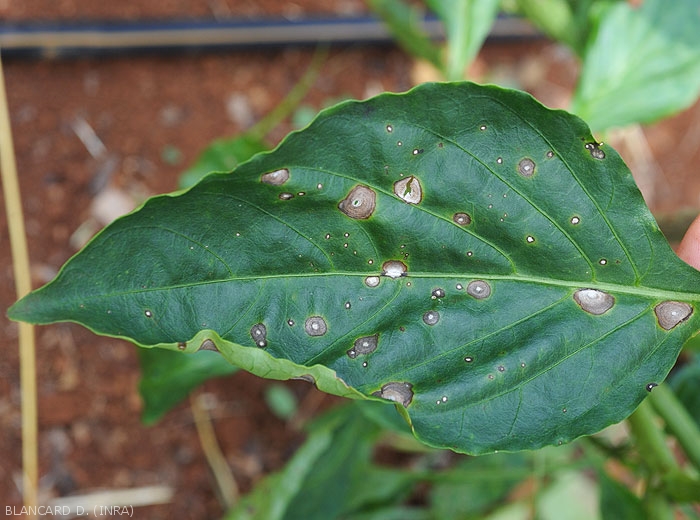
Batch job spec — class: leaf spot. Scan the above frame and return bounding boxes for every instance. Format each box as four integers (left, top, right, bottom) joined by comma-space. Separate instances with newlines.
144, 310, 153, 318
496, 157, 503, 164
382, 260, 407, 279
599, 258, 607, 265
467, 280, 491, 299
464, 356, 474, 363
546, 151, 554, 158
347, 334, 379, 358
344, 301, 351, 309
199, 339, 218, 352
431, 288, 445, 299
261, 168, 290, 186
452, 212, 471, 226
585, 142, 606, 159
423, 311, 440, 325
573, 289, 615, 315
518, 158, 536, 177
304, 316, 328, 336
338, 185, 376, 219
287, 319, 295, 326
654, 301, 693, 330
479, 124, 487, 131
646, 383, 658, 392
412, 148, 423, 155
250, 323, 268, 348
526, 235, 535, 243
177, 342, 187, 351
571, 216, 581, 225
373, 382, 413, 407
393, 176, 423, 204
364, 276, 380, 287
456, 283, 463, 290
278, 192, 294, 200
386, 124, 393, 133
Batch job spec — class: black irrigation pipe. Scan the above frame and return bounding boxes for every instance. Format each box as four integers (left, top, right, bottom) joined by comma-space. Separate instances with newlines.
0, 15, 541, 59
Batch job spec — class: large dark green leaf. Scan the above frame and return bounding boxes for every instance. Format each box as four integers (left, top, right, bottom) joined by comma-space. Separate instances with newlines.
10, 82, 700, 454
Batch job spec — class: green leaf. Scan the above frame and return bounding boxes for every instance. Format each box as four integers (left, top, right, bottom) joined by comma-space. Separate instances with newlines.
570, 0, 700, 130
138, 347, 237, 424
367, 0, 444, 71
426, 0, 501, 80
226, 404, 418, 520
598, 471, 647, 520
428, 453, 528, 518
10, 82, 700, 454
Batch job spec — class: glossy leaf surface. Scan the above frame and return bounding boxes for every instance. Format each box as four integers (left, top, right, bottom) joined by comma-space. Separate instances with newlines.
10, 82, 700, 454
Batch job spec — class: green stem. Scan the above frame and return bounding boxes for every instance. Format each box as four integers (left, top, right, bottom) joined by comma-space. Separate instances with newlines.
248, 45, 328, 141
648, 383, 700, 471
626, 399, 676, 518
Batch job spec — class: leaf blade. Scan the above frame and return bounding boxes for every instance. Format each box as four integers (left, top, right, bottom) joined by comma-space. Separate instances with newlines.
10, 82, 700, 454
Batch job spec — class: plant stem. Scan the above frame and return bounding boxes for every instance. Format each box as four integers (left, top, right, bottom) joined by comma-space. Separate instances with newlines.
0, 53, 38, 516
648, 383, 700, 471
249, 44, 328, 141
626, 399, 678, 518
190, 392, 238, 508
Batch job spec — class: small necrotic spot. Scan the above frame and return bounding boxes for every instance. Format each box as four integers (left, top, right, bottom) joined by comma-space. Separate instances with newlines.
261, 168, 290, 186
199, 339, 218, 352
571, 216, 581, 225
586, 142, 606, 159
393, 176, 423, 204
412, 148, 423, 155
386, 124, 393, 133
526, 235, 535, 243
305, 316, 327, 336
347, 334, 378, 358
646, 383, 658, 392
464, 356, 474, 363
497, 365, 505, 372
287, 319, 295, 326
423, 311, 440, 325
480, 125, 487, 131
654, 301, 693, 330
344, 302, 351, 309
338, 185, 376, 219
518, 158, 536, 177
496, 157, 503, 164
467, 280, 491, 299
177, 342, 187, 351
373, 382, 413, 407
365, 276, 380, 287
599, 258, 607, 265
453, 212, 471, 226
431, 288, 445, 299
250, 323, 267, 348
144, 310, 153, 318
573, 289, 615, 315
546, 151, 554, 158
397, 141, 402, 146
279, 192, 294, 200
382, 260, 407, 279
456, 283, 463, 290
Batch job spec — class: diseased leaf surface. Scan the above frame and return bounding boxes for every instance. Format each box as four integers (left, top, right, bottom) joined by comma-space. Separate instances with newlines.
10, 82, 700, 454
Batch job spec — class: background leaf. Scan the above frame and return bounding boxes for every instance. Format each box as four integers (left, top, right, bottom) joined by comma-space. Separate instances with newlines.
138, 347, 237, 424
426, 0, 501, 80
570, 0, 700, 131
10, 82, 700, 454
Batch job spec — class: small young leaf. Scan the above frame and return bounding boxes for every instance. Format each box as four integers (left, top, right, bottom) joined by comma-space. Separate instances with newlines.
571, 0, 700, 130
9, 82, 700, 454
